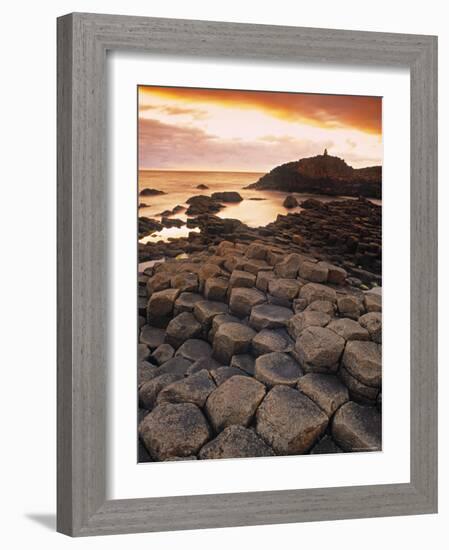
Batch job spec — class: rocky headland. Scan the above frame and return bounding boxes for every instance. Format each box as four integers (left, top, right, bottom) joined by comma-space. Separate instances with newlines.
246, 151, 382, 199
138, 239, 382, 462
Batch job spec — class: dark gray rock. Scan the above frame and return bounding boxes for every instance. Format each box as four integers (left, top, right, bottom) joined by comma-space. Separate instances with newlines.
173, 292, 203, 315
254, 352, 303, 387
268, 278, 302, 301
342, 340, 382, 387
229, 287, 266, 317
157, 356, 192, 377
165, 312, 202, 348
327, 318, 370, 341
176, 339, 213, 362
332, 401, 381, 452
147, 288, 180, 326
210, 366, 248, 386
229, 270, 256, 289
249, 303, 293, 331
204, 277, 229, 301
359, 312, 382, 343
205, 375, 266, 432
157, 369, 216, 407
230, 354, 255, 375
138, 343, 151, 362
339, 366, 379, 403
194, 300, 229, 327
138, 361, 158, 387
151, 343, 175, 365
287, 311, 331, 340
299, 283, 337, 304
139, 373, 183, 410
252, 329, 294, 356
297, 373, 349, 416
140, 325, 166, 349
256, 385, 328, 454
199, 426, 275, 459
295, 326, 345, 373
139, 402, 211, 460
212, 322, 256, 364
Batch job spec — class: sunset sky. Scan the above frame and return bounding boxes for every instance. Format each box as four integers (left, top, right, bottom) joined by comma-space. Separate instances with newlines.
138, 86, 382, 172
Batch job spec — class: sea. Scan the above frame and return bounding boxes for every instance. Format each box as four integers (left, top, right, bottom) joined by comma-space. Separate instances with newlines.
138, 170, 381, 243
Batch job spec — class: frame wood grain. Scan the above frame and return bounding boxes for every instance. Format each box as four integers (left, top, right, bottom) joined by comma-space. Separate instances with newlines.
57, 12, 438, 536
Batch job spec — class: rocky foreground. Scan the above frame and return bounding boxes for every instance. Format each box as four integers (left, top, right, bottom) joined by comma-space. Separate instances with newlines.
138, 240, 382, 462
139, 196, 382, 287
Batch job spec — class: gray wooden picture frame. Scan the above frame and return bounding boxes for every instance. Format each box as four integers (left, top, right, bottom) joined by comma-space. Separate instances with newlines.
57, 12, 438, 537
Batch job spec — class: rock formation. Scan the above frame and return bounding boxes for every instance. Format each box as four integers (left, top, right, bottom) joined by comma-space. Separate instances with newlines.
246, 152, 381, 199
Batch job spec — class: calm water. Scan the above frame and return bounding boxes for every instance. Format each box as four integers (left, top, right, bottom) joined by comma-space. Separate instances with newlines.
138, 170, 380, 243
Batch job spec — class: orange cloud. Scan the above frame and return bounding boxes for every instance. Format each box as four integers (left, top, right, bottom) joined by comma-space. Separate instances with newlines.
139, 86, 382, 135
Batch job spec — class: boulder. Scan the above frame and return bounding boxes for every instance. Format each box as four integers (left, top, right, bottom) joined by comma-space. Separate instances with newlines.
274, 253, 305, 278
254, 352, 303, 387
342, 340, 382, 387
211, 191, 243, 202
245, 243, 268, 260
139, 402, 211, 460
297, 373, 349, 416
151, 343, 175, 365
256, 270, 276, 292
292, 298, 308, 313
306, 300, 336, 316
165, 312, 202, 348
199, 426, 275, 459
186, 357, 222, 376
205, 375, 266, 432
138, 343, 150, 362
287, 311, 331, 340
332, 402, 381, 452
323, 263, 348, 285
147, 288, 180, 326
249, 303, 293, 331
283, 195, 298, 208
157, 356, 192, 377
139, 373, 183, 410
212, 322, 256, 363
364, 292, 382, 312
146, 272, 171, 295
194, 300, 229, 327
337, 295, 364, 320
230, 354, 255, 375
339, 366, 379, 403
176, 339, 213, 363
170, 272, 198, 293
216, 240, 235, 256
139, 325, 166, 349
327, 318, 369, 341
252, 329, 293, 356
157, 369, 216, 407
204, 277, 229, 301
300, 283, 337, 304
241, 258, 272, 275
209, 313, 241, 340
256, 385, 328, 454
138, 361, 158, 387
173, 292, 203, 315
359, 312, 382, 343
229, 270, 256, 289
268, 278, 302, 301
295, 326, 345, 373
210, 366, 248, 386
229, 287, 266, 317
298, 261, 329, 283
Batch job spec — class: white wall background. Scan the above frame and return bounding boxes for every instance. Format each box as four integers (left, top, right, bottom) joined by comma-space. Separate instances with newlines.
0, 0, 445, 547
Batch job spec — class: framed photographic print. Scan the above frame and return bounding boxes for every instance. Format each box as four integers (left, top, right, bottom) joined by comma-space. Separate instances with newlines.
57, 13, 438, 536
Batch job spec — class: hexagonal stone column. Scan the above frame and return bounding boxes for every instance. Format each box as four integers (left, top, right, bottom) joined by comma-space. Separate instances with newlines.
256, 385, 328, 454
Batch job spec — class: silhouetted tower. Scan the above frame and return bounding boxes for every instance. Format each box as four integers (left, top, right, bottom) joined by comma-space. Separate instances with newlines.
323, 148, 328, 156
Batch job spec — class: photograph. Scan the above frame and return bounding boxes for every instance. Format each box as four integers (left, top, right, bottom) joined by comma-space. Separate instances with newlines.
137, 85, 382, 462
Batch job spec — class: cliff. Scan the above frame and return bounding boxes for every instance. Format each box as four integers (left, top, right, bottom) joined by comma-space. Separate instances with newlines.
246, 152, 382, 198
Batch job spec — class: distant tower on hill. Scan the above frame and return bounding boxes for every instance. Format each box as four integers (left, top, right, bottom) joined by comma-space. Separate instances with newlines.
323, 148, 328, 156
